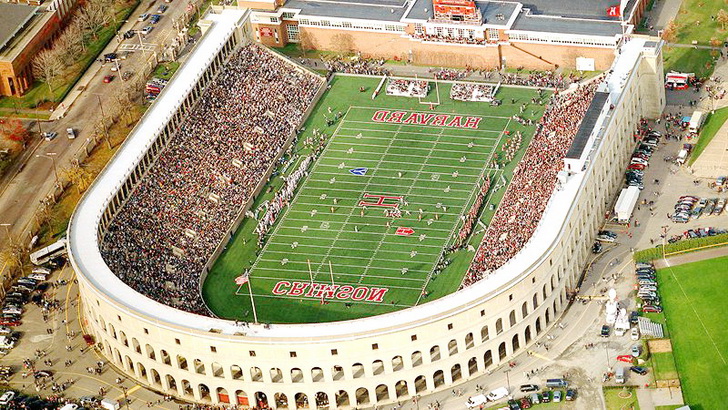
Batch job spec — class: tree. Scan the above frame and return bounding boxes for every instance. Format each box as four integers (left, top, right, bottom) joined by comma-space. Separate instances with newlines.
63, 163, 94, 193
718, 9, 728, 31
31, 48, 64, 94
0, 118, 29, 144
77, 2, 108, 40
661, 20, 678, 43
0, 242, 24, 273
298, 29, 316, 58
330, 33, 355, 53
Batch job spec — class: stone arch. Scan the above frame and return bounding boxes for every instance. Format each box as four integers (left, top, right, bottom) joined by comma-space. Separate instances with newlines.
484, 350, 493, 368
108, 323, 116, 339
433, 369, 445, 388
551, 274, 557, 291
181, 379, 193, 398
124, 355, 134, 372
294, 392, 309, 408
392, 355, 404, 371
311, 367, 324, 382
193, 359, 206, 375
150, 368, 162, 387
145, 344, 156, 360
250, 366, 263, 382
525, 325, 532, 344
395, 380, 409, 398
113, 348, 121, 365
335, 390, 350, 407
176, 355, 188, 371
355, 387, 370, 405
498, 342, 507, 360
533, 293, 539, 310
332, 365, 344, 381
198, 383, 211, 401
255, 392, 269, 408
352, 362, 365, 378
270, 367, 283, 382
545, 308, 551, 325
160, 349, 171, 365
231, 364, 243, 380
373, 359, 385, 375
217, 387, 230, 404
315, 392, 329, 408
165, 374, 177, 391
131, 338, 141, 354
236, 390, 249, 407
448, 339, 458, 356
137, 362, 147, 379
411, 351, 423, 367
553, 299, 558, 315
465, 332, 474, 349
542, 284, 548, 300
275, 392, 289, 408
375, 384, 390, 402
430, 345, 441, 362
512, 334, 520, 352
211, 362, 223, 378
481, 325, 489, 342
99, 316, 106, 331
291, 367, 304, 382
451, 363, 462, 382
119, 330, 128, 346
496, 318, 503, 334
468, 357, 478, 376
509, 310, 517, 327
414, 375, 427, 393
535, 317, 542, 334
521, 301, 529, 319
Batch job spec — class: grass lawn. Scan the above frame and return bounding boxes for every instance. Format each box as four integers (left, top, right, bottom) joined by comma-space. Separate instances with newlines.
671, 0, 728, 45
689, 106, 728, 165
662, 46, 718, 79
203, 74, 549, 323
152, 62, 181, 81
604, 386, 641, 410
650, 351, 679, 380
656, 255, 728, 410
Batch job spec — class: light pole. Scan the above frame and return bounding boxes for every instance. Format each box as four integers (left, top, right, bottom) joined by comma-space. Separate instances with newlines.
35, 153, 59, 185
503, 368, 512, 392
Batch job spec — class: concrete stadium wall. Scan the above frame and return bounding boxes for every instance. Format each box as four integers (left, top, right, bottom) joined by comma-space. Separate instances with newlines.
70, 17, 665, 409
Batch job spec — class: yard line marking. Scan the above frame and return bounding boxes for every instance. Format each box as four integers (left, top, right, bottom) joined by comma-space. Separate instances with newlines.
336, 133, 499, 146
338, 128, 502, 140
264, 242, 441, 256
326, 148, 490, 161
304, 179, 473, 193
664, 265, 727, 365
251, 268, 428, 282
256, 260, 432, 274
247, 293, 416, 308
280, 218, 453, 232
290, 201, 463, 215
260, 252, 439, 264
271, 233, 448, 247
319, 159, 486, 171
348, 105, 512, 119
309, 171, 478, 185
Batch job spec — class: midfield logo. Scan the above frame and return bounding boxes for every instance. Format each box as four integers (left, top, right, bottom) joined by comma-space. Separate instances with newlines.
358, 193, 403, 208
371, 110, 482, 129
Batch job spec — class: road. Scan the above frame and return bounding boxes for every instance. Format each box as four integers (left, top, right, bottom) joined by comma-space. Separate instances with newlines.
0, 0, 192, 249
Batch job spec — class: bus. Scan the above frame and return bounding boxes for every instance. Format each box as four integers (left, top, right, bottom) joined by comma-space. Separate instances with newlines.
30, 238, 67, 265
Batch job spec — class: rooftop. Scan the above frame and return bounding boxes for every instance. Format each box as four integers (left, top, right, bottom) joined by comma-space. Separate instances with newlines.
405, 0, 519, 25
519, 0, 637, 20
284, 0, 409, 22
0, 3, 38, 55
510, 10, 624, 36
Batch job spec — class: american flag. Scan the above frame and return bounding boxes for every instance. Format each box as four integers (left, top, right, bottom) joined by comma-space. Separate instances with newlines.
234, 272, 249, 285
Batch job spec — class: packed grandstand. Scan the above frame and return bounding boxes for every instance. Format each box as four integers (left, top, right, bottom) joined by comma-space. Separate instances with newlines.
99, 43, 597, 318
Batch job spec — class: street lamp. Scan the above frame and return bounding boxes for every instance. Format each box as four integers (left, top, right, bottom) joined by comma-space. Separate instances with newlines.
503, 368, 512, 392
35, 153, 59, 185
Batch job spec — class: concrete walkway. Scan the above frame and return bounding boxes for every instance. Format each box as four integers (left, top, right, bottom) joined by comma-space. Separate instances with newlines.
653, 244, 728, 268
636, 387, 656, 410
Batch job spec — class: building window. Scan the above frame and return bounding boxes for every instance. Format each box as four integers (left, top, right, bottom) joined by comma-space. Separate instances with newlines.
282, 12, 295, 19
299, 18, 309, 25
372, 343, 379, 350
270, 17, 279, 23
487, 28, 499, 41
411, 335, 417, 341
144, 328, 149, 334
447, 323, 453, 330
175, 338, 180, 345
210, 346, 217, 353
290, 352, 297, 358
480, 309, 485, 316
249, 350, 256, 357
117, 315, 121, 321
342, 21, 352, 28
286, 24, 299, 42
331, 349, 338, 355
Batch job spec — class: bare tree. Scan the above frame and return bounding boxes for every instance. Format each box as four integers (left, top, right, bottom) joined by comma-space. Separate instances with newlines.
32, 48, 64, 94
661, 20, 678, 43
718, 9, 728, 31
77, 2, 109, 40
298, 29, 317, 58
330, 33, 355, 53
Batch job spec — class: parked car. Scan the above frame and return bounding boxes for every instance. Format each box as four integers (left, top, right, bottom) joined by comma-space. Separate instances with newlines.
627, 163, 647, 171
103, 75, 114, 83
141, 26, 154, 35
0, 319, 20, 326
565, 389, 576, 401
150, 14, 161, 24
157, 4, 168, 12
0, 391, 15, 405
642, 305, 662, 313
540, 391, 551, 403
519, 397, 532, 409
630, 366, 648, 375
630, 327, 639, 340
520, 384, 539, 393
137, 13, 149, 21
123, 29, 136, 39
597, 234, 615, 243
631, 345, 641, 357
42, 131, 58, 141
553, 391, 562, 403
600, 325, 610, 337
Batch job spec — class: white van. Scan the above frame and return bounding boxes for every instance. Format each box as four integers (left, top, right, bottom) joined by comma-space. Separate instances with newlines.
466, 394, 488, 409
688, 111, 704, 133
59, 404, 78, 410
616, 366, 626, 384
486, 387, 509, 401
101, 398, 120, 410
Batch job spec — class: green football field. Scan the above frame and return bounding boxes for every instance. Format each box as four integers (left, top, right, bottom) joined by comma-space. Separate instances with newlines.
656, 255, 728, 409
202, 75, 548, 323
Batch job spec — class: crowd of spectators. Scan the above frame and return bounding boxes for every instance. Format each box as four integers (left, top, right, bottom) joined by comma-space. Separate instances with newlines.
462, 81, 599, 286
500, 70, 583, 89
455, 175, 491, 248
100, 44, 322, 314
450, 82, 497, 102
412, 33, 497, 46
322, 56, 390, 76
386, 78, 429, 97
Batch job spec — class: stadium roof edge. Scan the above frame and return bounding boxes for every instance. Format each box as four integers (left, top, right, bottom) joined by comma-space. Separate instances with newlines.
68, 9, 647, 341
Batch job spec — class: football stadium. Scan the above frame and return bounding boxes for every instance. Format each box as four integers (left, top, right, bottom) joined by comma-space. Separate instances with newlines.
67, 8, 665, 408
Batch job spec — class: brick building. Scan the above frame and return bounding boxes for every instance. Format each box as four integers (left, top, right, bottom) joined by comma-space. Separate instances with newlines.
0, 0, 77, 97
242, 0, 650, 70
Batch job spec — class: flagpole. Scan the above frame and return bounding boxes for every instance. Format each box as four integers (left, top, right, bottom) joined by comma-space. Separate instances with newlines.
248, 278, 258, 324
307, 259, 314, 284
329, 260, 335, 286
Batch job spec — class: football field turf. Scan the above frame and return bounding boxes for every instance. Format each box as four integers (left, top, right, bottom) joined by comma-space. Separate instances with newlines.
656, 255, 728, 409
203, 75, 548, 323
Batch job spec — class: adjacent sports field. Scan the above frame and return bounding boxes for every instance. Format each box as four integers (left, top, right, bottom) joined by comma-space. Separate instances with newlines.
657, 256, 728, 409
202, 75, 548, 323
